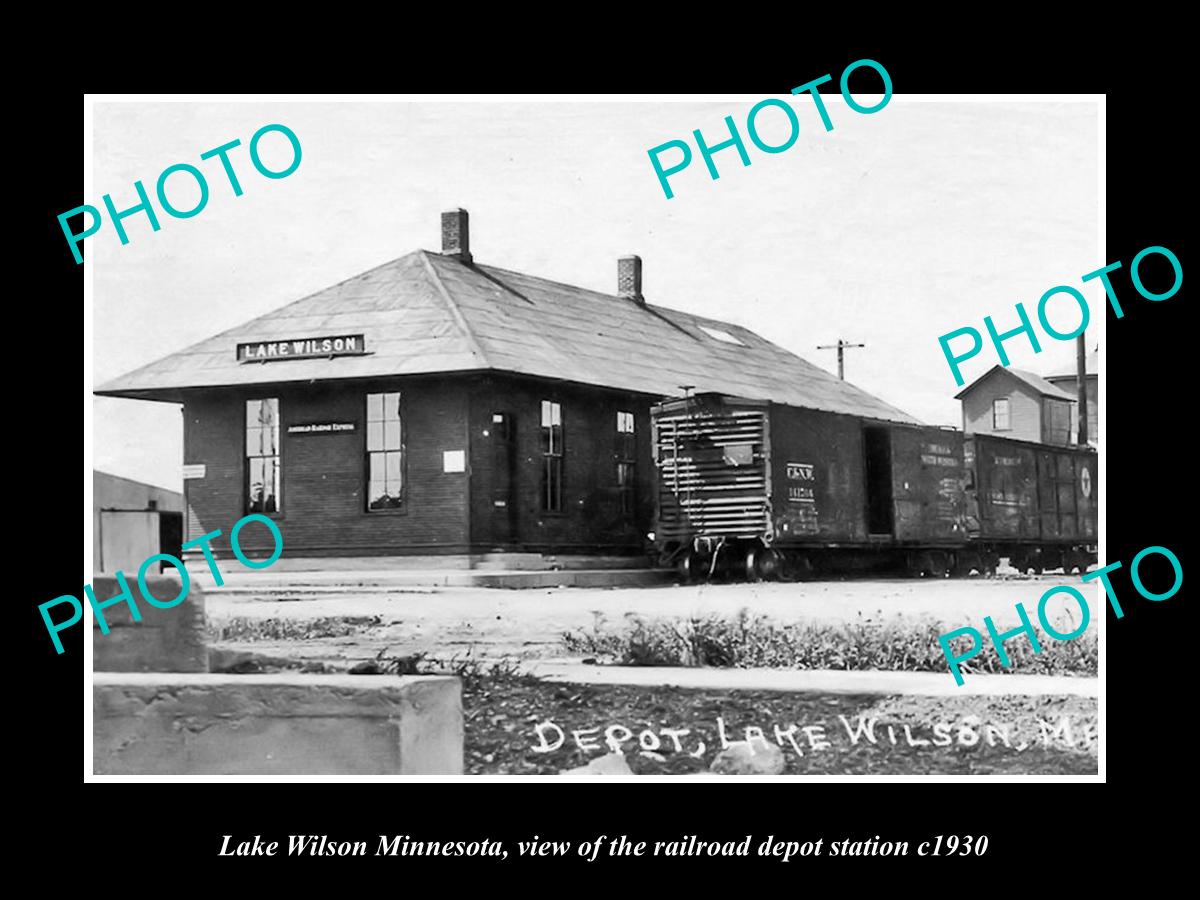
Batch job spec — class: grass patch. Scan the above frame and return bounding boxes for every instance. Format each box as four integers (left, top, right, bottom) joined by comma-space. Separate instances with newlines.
562, 609, 1096, 677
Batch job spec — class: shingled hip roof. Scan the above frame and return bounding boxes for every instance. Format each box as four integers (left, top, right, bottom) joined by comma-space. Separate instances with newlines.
96, 249, 920, 425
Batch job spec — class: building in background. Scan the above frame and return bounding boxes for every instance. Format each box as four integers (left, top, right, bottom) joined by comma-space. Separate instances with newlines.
955, 365, 1076, 447
93, 470, 184, 573
95, 209, 918, 569
1046, 347, 1099, 445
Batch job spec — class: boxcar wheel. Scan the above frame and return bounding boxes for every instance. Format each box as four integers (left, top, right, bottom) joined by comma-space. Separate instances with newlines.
755, 548, 784, 582
784, 552, 814, 582
953, 551, 983, 578
743, 546, 762, 582
678, 551, 706, 584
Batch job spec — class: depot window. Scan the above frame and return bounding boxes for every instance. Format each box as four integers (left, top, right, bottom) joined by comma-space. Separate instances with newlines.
541, 400, 563, 512
246, 398, 280, 514
366, 391, 404, 511
616, 410, 636, 516
992, 398, 1011, 431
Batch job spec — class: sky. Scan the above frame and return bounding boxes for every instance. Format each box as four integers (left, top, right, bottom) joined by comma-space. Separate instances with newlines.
90, 98, 1101, 492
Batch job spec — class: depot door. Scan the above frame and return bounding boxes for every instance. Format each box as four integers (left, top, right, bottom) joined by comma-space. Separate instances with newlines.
489, 413, 517, 545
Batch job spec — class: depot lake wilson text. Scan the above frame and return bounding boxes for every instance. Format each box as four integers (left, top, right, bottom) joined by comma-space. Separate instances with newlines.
219, 835, 510, 858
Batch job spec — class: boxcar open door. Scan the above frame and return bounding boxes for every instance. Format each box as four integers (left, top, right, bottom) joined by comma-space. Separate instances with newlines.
863, 426, 895, 537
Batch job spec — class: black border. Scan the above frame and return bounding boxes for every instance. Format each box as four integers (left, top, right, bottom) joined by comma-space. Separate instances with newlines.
26, 28, 1188, 881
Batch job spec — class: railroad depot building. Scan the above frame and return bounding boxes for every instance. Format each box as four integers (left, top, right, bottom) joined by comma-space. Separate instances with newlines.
96, 210, 917, 568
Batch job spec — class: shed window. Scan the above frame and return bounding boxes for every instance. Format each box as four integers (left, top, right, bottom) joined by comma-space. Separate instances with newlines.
246, 398, 280, 514
616, 410, 636, 516
541, 400, 563, 512
992, 398, 1011, 431
366, 391, 404, 510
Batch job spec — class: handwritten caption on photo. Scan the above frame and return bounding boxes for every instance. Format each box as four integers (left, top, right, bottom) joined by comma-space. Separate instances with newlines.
42, 513, 282, 654
531, 712, 1080, 759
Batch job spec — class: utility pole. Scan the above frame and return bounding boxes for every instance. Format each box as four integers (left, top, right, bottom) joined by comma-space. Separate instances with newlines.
1076, 334, 1089, 445
817, 339, 865, 380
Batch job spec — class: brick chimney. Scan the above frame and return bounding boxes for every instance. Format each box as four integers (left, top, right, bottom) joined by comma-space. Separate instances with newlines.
441, 208, 471, 263
618, 255, 644, 305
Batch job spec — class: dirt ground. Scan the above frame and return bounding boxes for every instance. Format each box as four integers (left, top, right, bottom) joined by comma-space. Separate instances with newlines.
207, 574, 1102, 668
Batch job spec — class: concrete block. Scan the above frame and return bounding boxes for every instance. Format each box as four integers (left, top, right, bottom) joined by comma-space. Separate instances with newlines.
94, 673, 463, 775
92, 575, 208, 673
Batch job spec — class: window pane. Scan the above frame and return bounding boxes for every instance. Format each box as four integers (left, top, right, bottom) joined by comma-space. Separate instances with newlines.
386, 450, 403, 489
551, 402, 561, 427
367, 393, 383, 422
246, 399, 261, 424
262, 424, 277, 455
369, 452, 384, 485
386, 392, 402, 419
369, 480, 393, 509
248, 457, 265, 511
541, 400, 552, 427
261, 398, 277, 426
264, 458, 279, 512
384, 420, 401, 450
246, 427, 261, 456
367, 420, 384, 451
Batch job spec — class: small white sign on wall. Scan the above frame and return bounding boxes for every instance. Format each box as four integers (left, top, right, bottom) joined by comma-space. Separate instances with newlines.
443, 450, 466, 473
182, 463, 206, 479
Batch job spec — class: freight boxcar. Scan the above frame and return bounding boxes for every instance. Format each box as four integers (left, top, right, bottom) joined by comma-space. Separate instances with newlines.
651, 394, 973, 580
964, 433, 1097, 574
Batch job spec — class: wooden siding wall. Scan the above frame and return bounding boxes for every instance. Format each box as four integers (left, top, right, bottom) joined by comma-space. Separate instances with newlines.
466, 374, 652, 552
182, 373, 654, 559
962, 379, 1044, 444
182, 376, 471, 559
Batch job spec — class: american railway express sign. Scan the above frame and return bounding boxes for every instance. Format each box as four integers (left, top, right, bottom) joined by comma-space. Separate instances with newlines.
237, 334, 366, 362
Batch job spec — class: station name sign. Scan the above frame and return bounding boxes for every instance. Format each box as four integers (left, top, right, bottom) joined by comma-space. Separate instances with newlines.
237, 334, 366, 362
